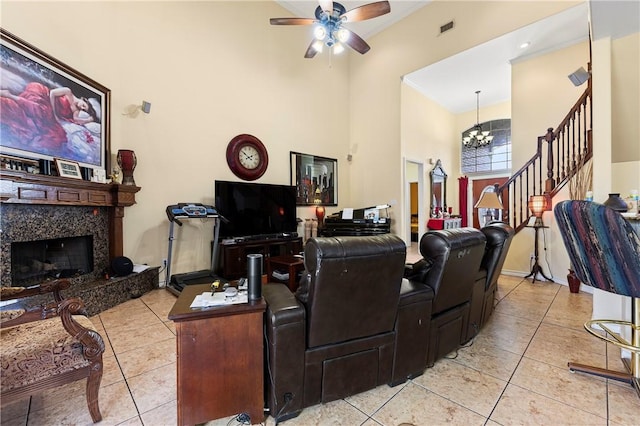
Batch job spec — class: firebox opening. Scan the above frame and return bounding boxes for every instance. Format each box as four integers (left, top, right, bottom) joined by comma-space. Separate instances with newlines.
11, 236, 94, 286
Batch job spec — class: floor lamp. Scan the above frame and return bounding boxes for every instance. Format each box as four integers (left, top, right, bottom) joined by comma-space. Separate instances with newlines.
474, 190, 503, 227
525, 195, 554, 283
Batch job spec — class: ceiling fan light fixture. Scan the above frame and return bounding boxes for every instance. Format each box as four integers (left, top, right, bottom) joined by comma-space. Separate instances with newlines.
270, 1, 390, 58
312, 40, 324, 53
336, 28, 350, 42
314, 25, 327, 40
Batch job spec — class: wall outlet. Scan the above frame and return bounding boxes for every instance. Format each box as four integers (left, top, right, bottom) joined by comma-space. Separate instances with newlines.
530, 253, 535, 260
162, 258, 168, 268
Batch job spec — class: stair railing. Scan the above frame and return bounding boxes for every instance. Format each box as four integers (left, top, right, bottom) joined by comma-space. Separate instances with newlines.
496, 81, 592, 233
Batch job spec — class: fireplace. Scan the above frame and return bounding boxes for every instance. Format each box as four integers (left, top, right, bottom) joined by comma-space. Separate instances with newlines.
11, 235, 94, 286
0, 172, 160, 315
1, 204, 109, 287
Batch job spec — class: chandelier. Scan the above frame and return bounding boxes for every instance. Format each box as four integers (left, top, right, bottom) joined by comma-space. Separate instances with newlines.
463, 91, 494, 148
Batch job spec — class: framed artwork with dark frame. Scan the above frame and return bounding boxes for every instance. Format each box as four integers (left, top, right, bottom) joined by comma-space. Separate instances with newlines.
55, 158, 82, 179
0, 28, 111, 174
290, 151, 337, 206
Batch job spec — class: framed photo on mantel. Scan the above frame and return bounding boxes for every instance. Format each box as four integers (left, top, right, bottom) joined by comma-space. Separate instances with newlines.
290, 151, 337, 206
0, 28, 111, 175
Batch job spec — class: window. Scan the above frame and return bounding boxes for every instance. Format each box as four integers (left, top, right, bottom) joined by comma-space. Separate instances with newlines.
461, 119, 511, 174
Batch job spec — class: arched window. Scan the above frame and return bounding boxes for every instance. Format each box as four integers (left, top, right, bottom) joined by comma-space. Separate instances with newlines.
461, 119, 511, 174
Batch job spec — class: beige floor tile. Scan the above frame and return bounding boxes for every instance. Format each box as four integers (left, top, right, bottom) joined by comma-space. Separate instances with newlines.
115, 416, 144, 425
372, 382, 486, 426
126, 363, 176, 414
106, 321, 175, 354
27, 380, 138, 426
99, 304, 164, 332
607, 381, 640, 425
412, 358, 507, 417
510, 357, 607, 416
163, 319, 177, 335
269, 399, 368, 426
361, 419, 384, 426
0, 398, 29, 425
490, 384, 607, 425
452, 337, 522, 381
140, 399, 177, 424
102, 353, 126, 387
344, 383, 406, 416
494, 291, 555, 322
513, 279, 561, 298
473, 311, 539, 354
495, 275, 522, 300
140, 288, 177, 305
544, 288, 593, 331
524, 322, 607, 370
116, 337, 176, 378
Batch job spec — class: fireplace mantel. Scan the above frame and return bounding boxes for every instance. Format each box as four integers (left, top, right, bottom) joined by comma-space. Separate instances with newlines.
0, 170, 140, 259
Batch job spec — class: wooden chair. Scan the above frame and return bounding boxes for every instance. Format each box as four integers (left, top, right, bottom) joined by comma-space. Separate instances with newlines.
1, 279, 105, 422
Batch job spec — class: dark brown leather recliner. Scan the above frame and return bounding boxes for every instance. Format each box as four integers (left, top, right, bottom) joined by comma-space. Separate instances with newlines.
263, 234, 424, 422
407, 228, 486, 366
466, 222, 515, 341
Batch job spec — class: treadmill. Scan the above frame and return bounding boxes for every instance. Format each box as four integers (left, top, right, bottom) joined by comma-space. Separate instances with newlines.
164, 203, 228, 295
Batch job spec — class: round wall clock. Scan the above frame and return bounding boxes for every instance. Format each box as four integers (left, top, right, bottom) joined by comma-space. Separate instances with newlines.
226, 134, 269, 181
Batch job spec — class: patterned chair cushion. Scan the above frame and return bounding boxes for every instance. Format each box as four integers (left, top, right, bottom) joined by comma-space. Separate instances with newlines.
0, 315, 98, 393
0, 309, 25, 324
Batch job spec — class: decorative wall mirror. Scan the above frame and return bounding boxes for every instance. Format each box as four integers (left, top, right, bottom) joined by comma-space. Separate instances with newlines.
430, 160, 447, 217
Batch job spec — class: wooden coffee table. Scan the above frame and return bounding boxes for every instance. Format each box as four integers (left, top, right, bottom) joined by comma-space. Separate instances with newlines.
267, 254, 304, 292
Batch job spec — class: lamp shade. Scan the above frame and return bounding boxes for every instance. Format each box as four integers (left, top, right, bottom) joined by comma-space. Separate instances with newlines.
528, 195, 547, 218
474, 191, 503, 210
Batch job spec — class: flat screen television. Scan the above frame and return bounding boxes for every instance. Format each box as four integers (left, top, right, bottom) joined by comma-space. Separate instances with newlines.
214, 180, 298, 239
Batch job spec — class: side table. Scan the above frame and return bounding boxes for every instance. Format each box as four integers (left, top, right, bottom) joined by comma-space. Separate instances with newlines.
267, 254, 304, 292
168, 284, 266, 425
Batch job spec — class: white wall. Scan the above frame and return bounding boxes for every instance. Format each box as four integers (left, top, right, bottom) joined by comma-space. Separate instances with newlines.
348, 0, 581, 248
1, 1, 351, 277
507, 40, 590, 277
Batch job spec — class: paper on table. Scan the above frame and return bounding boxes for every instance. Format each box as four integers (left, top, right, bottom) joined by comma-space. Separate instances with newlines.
133, 264, 150, 273
190, 292, 248, 308
342, 208, 354, 219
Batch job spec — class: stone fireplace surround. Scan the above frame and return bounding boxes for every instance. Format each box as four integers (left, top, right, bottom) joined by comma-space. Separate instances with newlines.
1, 170, 159, 315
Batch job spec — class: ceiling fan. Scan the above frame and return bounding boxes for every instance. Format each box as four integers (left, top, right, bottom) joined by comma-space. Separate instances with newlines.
270, 1, 391, 58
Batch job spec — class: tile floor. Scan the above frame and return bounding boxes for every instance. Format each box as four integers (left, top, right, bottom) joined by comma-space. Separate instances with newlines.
2, 275, 640, 425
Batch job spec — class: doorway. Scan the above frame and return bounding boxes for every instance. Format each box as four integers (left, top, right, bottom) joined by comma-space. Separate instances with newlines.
471, 177, 509, 228
403, 159, 424, 247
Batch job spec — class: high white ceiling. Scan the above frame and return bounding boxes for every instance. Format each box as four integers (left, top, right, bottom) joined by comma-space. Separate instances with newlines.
274, 1, 639, 114
404, 3, 589, 113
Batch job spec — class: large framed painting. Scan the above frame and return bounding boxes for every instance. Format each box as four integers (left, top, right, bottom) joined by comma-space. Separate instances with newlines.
290, 151, 337, 206
0, 28, 110, 173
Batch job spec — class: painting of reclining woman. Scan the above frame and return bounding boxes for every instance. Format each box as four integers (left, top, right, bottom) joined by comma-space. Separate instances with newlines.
0, 30, 108, 169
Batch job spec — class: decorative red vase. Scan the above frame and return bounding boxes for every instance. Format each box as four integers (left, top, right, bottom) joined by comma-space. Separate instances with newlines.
117, 149, 137, 186
567, 269, 581, 293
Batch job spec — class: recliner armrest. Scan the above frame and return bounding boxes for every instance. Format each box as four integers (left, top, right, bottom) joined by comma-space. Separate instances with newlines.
264, 283, 305, 327
263, 283, 306, 421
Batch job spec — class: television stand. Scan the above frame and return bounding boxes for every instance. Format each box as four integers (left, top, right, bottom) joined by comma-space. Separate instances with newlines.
218, 236, 302, 280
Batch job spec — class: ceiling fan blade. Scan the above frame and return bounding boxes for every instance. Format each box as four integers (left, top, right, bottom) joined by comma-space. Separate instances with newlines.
341, 1, 391, 23
318, 0, 333, 14
343, 29, 371, 54
270, 17, 316, 25
304, 40, 319, 59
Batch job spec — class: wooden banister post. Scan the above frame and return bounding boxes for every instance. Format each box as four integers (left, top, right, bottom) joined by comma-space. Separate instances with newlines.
544, 127, 556, 193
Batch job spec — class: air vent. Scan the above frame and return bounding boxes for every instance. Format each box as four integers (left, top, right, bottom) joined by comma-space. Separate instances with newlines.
440, 20, 455, 34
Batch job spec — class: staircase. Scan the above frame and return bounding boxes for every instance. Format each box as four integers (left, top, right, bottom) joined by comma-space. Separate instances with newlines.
496, 78, 592, 233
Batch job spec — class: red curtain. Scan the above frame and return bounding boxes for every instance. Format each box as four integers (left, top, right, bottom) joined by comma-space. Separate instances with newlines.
458, 176, 469, 227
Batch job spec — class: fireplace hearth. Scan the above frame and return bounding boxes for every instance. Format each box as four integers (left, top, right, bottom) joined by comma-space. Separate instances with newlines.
1, 171, 159, 315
